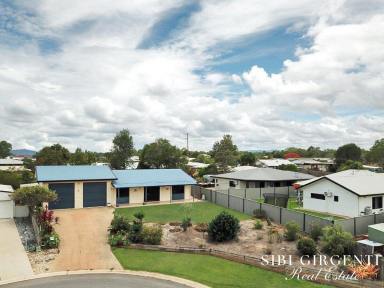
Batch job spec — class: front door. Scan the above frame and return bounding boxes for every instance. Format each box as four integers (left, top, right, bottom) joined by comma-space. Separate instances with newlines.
117, 188, 129, 204
145, 186, 160, 202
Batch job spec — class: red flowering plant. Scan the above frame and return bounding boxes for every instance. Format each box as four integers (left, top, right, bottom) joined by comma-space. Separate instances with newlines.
39, 209, 55, 235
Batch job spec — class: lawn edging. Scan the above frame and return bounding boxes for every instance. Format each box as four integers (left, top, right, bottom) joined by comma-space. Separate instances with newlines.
0, 270, 208, 288
125, 244, 381, 288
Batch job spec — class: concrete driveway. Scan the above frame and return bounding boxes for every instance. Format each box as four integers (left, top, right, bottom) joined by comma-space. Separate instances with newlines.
0, 219, 33, 280
51, 207, 122, 271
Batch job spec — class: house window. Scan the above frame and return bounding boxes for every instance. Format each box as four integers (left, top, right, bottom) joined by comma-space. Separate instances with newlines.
372, 196, 383, 209
311, 193, 325, 200
229, 180, 236, 187
334, 196, 339, 202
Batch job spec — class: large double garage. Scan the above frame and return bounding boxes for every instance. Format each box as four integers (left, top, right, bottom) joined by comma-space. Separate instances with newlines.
48, 182, 107, 209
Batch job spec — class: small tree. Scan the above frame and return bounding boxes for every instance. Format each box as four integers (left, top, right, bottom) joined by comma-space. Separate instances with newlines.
208, 211, 240, 242
11, 186, 57, 212
297, 237, 317, 256
284, 221, 300, 241
321, 225, 356, 257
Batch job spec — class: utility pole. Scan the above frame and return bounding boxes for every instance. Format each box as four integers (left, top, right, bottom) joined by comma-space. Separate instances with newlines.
186, 133, 189, 152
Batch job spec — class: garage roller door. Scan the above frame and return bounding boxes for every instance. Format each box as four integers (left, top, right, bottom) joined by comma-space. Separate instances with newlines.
49, 183, 75, 209
83, 182, 107, 207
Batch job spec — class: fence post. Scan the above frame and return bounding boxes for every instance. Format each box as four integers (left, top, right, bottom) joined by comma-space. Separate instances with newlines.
303, 213, 306, 232
374, 214, 377, 224
279, 207, 282, 224
353, 217, 356, 236
273, 184, 276, 206
243, 198, 245, 213
210, 190, 212, 202
228, 193, 230, 208
244, 188, 247, 199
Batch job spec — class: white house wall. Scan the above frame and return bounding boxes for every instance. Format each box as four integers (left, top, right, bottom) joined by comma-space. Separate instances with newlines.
302, 178, 359, 218
359, 196, 384, 215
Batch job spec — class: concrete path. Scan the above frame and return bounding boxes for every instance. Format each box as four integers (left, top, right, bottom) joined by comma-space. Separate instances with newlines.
50, 207, 122, 271
0, 273, 190, 288
0, 219, 33, 281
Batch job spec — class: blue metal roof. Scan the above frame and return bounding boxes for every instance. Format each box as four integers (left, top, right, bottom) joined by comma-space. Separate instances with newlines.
36, 165, 117, 182
112, 169, 196, 188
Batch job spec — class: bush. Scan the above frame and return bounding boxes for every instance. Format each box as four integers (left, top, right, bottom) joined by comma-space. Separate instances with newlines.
142, 225, 163, 245
321, 225, 356, 257
109, 231, 129, 247
129, 220, 143, 243
310, 222, 323, 241
109, 215, 130, 235
254, 220, 263, 230
181, 217, 192, 232
133, 211, 145, 222
253, 209, 266, 219
11, 186, 57, 211
284, 221, 300, 241
297, 237, 317, 256
208, 211, 240, 242
41, 231, 60, 249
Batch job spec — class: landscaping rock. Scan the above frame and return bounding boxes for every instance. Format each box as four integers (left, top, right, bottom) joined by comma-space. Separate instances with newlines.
15, 217, 37, 250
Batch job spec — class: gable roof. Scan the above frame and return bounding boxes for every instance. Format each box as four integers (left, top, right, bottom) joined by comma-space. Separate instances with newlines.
297, 169, 384, 196
112, 169, 196, 188
36, 165, 117, 182
213, 167, 314, 181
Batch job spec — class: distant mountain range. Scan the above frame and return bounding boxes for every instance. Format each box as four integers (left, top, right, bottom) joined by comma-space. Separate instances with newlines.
11, 149, 37, 157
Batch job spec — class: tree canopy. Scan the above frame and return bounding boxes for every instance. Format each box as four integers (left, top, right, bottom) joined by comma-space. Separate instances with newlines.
0, 140, 12, 158
211, 135, 238, 172
337, 160, 363, 171
36, 144, 71, 165
11, 185, 57, 211
70, 148, 97, 165
239, 151, 255, 166
139, 138, 186, 169
367, 139, 384, 167
109, 129, 135, 169
335, 143, 362, 167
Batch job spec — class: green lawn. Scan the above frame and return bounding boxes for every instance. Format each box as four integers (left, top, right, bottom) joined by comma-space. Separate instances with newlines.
115, 202, 250, 224
113, 248, 331, 288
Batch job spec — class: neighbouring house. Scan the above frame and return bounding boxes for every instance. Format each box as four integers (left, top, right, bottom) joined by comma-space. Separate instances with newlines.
296, 169, 384, 218
256, 159, 294, 169
231, 165, 256, 172
211, 167, 313, 189
36, 165, 196, 209
0, 184, 14, 218
0, 158, 25, 171
290, 158, 334, 172
186, 161, 209, 170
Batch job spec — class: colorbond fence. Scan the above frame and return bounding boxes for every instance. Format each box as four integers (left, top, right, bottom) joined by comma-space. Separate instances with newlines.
194, 187, 384, 236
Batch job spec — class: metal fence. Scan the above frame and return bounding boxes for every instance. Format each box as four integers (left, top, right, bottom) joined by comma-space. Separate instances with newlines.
197, 187, 384, 236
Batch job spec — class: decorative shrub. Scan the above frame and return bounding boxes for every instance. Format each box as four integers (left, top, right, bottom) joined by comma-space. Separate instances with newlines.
41, 231, 60, 249
142, 225, 163, 245
284, 221, 300, 241
321, 225, 356, 257
297, 237, 317, 256
253, 209, 266, 219
348, 263, 379, 280
309, 222, 323, 241
208, 211, 240, 242
254, 220, 263, 230
109, 215, 130, 235
194, 223, 208, 233
181, 217, 192, 232
267, 228, 282, 244
133, 211, 145, 222
129, 220, 143, 243
109, 231, 129, 247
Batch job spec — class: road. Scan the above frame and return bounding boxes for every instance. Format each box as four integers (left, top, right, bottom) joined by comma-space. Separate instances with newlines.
1, 274, 189, 288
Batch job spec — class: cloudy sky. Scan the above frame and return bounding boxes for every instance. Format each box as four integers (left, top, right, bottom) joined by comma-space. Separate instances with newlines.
0, 0, 383, 152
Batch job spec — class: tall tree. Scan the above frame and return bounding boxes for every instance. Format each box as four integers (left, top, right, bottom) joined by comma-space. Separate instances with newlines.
239, 151, 255, 166
0, 140, 12, 158
367, 139, 384, 167
70, 148, 97, 165
335, 143, 362, 167
36, 144, 71, 165
109, 129, 134, 169
139, 138, 186, 169
211, 135, 238, 172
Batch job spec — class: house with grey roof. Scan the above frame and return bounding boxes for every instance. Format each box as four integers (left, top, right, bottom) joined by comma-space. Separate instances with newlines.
0, 158, 25, 171
211, 167, 314, 190
36, 165, 196, 209
296, 169, 384, 218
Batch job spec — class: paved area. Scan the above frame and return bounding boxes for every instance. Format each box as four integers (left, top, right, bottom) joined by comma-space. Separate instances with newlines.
1, 274, 188, 288
50, 207, 122, 271
0, 219, 33, 280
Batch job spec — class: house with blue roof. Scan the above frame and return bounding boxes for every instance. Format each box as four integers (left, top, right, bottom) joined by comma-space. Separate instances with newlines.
36, 165, 196, 209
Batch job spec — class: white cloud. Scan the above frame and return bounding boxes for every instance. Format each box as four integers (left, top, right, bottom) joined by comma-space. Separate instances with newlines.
0, 0, 383, 152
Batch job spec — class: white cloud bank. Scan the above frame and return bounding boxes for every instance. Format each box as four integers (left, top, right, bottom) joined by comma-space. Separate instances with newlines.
0, 0, 383, 151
